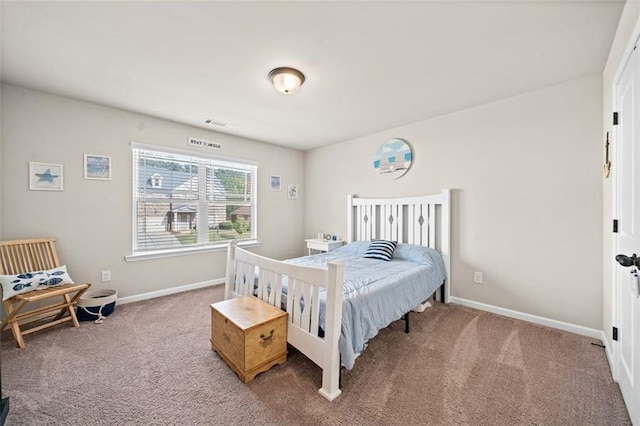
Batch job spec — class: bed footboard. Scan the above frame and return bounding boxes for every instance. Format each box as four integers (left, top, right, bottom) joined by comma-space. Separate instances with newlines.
225, 241, 344, 400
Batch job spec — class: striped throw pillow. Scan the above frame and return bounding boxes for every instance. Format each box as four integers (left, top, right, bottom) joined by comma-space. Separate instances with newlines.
363, 240, 397, 261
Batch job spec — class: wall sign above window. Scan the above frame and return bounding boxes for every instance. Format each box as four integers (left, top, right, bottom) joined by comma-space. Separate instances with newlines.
188, 136, 222, 150
373, 138, 413, 180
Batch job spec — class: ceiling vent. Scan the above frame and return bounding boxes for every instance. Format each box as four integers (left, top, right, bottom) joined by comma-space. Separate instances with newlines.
203, 118, 233, 129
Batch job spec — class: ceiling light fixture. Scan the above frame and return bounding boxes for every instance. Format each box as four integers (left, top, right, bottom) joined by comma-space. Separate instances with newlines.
268, 67, 305, 95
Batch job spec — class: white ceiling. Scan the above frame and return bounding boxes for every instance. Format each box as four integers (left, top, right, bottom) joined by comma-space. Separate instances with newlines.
1, 1, 625, 151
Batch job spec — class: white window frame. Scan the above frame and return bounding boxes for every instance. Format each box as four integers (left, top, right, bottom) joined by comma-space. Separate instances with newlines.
126, 142, 259, 262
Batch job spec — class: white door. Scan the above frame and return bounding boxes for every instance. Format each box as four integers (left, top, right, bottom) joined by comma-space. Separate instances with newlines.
615, 41, 640, 424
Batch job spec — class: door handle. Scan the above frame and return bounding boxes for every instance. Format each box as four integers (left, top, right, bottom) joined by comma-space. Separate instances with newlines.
616, 253, 638, 267
617, 253, 640, 298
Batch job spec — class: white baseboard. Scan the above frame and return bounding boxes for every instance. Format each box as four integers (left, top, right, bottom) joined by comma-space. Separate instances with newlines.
117, 278, 225, 305
448, 296, 603, 340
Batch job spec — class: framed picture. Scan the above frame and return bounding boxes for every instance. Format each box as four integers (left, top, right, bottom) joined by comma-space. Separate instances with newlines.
288, 184, 298, 200
29, 162, 64, 191
270, 175, 281, 191
84, 154, 112, 180
373, 138, 413, 180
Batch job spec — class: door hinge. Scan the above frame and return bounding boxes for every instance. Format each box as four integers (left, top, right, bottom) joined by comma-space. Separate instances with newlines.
613, 112, 619, 125
613, 326, 619, 341
613, 219, 619, 233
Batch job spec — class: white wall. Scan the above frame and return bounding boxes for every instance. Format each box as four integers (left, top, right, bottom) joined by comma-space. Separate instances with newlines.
305, 75, 603, 329
0, 72, 607, 331
1, 84, 305, 298
602, 2, 640, 354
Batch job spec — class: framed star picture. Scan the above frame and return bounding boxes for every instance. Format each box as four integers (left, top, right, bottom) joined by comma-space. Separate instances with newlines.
29, 162, 64, 191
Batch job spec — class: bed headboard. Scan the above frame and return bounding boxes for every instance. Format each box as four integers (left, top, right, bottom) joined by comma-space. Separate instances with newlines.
347, 190, 451, 301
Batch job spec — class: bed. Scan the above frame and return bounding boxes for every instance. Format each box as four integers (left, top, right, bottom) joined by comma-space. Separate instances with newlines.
224, 191, 451, 400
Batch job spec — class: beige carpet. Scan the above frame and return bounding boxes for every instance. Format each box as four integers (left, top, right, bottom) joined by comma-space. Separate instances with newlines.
1, 285, 630, 425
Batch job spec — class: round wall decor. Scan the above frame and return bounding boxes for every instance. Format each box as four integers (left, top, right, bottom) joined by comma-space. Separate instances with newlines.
373, 138, 413, 180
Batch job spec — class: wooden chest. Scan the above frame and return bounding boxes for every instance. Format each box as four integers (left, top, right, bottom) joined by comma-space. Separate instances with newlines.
211, 296, 287, 383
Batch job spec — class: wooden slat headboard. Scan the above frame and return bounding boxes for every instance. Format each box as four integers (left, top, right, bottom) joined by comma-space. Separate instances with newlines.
346, 190, 451, 301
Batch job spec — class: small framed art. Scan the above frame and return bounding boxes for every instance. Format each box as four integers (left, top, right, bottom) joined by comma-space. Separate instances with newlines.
84, 154, 112, 180
270, 175, 281, 191
29, 162, 64, 191
288, 184, 298, 200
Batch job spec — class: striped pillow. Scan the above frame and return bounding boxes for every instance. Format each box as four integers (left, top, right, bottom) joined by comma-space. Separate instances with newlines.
363, 240, 397, 261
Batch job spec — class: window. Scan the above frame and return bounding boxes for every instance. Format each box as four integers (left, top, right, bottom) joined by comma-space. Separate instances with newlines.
131, 143, 257, 255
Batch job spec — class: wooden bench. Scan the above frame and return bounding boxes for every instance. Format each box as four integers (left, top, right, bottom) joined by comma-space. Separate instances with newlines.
0, 238, 90, 348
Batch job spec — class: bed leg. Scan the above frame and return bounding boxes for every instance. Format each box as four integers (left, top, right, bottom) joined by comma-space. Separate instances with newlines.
319, 349, 342, 401
319, 261, 343, 401
440, 281, 445, 303
339, 355, 342, 390
403, 312, 410, 333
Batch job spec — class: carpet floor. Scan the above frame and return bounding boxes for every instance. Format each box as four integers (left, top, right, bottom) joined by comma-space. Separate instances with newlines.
0, 285, 630, 425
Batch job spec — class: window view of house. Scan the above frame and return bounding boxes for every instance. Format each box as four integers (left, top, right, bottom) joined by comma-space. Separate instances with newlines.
133, 147, 256, 252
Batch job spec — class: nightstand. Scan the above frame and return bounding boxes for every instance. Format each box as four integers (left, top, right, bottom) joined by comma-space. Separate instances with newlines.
305, 238, 344, 255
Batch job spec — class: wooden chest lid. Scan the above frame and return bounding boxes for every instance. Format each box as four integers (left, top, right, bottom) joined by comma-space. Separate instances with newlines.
211, 296, 287, 331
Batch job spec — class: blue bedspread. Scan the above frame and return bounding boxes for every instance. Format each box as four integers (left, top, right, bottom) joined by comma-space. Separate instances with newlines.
284, 241, 447, 370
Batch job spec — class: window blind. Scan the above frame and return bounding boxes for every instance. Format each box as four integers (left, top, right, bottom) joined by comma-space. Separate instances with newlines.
132, 146, 257, 253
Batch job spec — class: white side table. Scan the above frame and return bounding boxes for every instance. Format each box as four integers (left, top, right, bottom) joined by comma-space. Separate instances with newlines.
305, 238, 344, 255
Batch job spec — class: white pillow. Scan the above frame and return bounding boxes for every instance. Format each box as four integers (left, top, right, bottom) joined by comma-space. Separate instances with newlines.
0, 265, 74, 301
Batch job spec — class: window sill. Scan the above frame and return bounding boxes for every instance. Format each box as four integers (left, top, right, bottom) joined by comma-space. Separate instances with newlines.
124, 240, 261, 262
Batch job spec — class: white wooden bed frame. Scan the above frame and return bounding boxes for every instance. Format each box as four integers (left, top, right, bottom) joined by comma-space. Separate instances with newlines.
224, 190, 451, 401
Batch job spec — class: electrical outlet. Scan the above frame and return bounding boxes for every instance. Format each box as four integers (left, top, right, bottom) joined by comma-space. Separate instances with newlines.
101, 270, 111, 282
473, 271, 483, 284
